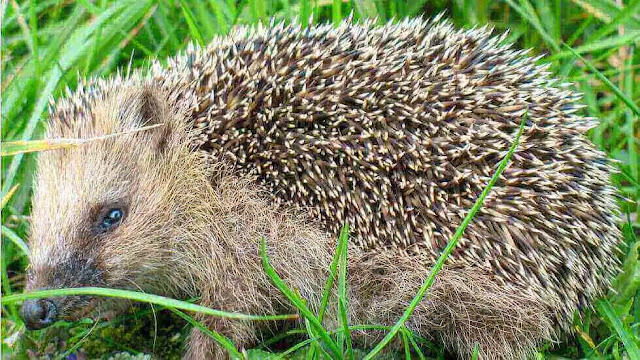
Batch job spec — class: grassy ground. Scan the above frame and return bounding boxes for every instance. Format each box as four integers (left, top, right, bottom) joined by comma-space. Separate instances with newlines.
1, 0, 639, 359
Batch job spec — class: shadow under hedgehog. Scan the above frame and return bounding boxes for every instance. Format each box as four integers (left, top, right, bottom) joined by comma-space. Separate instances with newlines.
21, 16, 622, 359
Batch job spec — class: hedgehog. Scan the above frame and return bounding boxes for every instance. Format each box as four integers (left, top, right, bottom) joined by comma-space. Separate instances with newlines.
20, 17, 622, 359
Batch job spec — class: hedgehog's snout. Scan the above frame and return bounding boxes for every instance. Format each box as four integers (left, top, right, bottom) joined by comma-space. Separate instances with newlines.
21, 255, 106, 330
21, 298, 58, 330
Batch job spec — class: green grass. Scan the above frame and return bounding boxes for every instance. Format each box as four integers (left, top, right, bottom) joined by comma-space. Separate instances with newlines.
2, 0, 639, 359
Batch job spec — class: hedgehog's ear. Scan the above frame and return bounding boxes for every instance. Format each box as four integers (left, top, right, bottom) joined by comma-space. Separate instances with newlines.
123, 87, 174, 154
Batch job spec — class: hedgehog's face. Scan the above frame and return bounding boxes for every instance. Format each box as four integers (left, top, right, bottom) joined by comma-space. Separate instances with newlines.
22, 86, 204, 330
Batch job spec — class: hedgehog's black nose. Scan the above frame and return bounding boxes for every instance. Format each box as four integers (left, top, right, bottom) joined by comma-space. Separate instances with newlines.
21, 299, 57, 330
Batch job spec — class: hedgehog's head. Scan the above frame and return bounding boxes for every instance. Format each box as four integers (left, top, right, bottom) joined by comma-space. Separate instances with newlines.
22, 83, 210, 330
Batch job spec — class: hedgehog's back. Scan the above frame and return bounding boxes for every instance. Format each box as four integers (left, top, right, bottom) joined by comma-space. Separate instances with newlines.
161, 18, 621, 327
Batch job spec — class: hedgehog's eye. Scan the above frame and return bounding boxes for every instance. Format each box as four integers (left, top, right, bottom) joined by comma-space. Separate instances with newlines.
97, 208, 125, 233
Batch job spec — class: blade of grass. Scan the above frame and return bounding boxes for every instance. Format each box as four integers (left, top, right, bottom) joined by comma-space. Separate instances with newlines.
596, 299, 640, 358
353, 0, 377, 19
575, 324, 600, 356
178, 0, 205, 45
260, 237, 342, 359
569, 0, 640, 31
623, 46, 638, 210
302, 300, 322, 359
9, 0, 35, 55
153, 1, 181, 50
407, 0, 428, 16
337, 224, 353, 360
1, 241, 18, 320
84, 7, 105, 74
28, 0, 39, 73
566, 15, 594, 47
277, 324, 398, 358
58, 321, 101, 360
259, 328, 307, 349
332, 0, 341, 25
280, 0, 292, 21
401, 329, 411, 360
1, 184, 20, 209
562, 43, 640, 116
208, 0, 230, 35
519, 0, 560, 47
303, 317, 327, 359
588, 0, 640, 42
248, 0, 267, 23
317, 231, 342, 323
471, 344, 480, 360
1, 124, 164, 156
569, 64, 640, 83
502, 0, 560, 52
171, 308, 244, 359
2, 67, 59, 196
191, 0, 215, 40
612, 241, 640, 306
1, 287, 298, 322
404, 329, 426, 360
261, 324, 435, 354
300, 0, 311, 27
2, 225, 30, 257
549, 32, 640, 60
2, 5, 82, 134
363, 114, 528, 360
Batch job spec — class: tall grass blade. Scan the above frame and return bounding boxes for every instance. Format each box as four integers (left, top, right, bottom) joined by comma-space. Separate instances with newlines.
178, 0, 206, 45
550, 32, 640, 60
2, 287, 298, 321
1, 225, 30, 257
401, 329, 411, 359
1, 124, 164, 157
596, 299, 640, 358
1, 184, 19, 209
337, 224, 353, 359
332, 0, 341, 25
502, 0, 560, 52
353, 0, 377, 18
404, 329, 426, 360
568, 0, 640, 31
588, 0, 640, 42
278, 324, 399, 358
471, 344, 480, 360
318, 229, 343, 323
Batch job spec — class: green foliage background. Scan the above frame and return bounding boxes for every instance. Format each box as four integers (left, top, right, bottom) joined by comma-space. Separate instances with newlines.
1, 0, 639, 358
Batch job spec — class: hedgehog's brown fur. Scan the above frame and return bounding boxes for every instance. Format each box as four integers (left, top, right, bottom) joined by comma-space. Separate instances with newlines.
25, 17, 621, 359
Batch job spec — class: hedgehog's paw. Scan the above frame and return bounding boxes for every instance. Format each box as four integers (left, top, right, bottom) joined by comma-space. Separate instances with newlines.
411, 267, 555, 360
